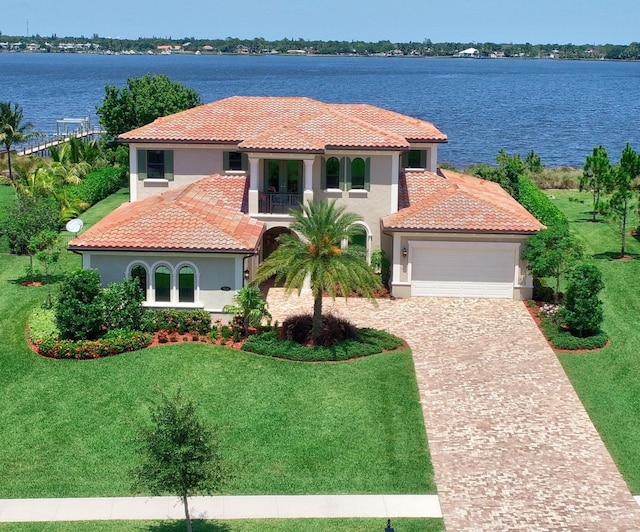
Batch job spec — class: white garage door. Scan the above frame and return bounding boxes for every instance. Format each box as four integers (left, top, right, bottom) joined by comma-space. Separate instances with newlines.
411, 242, 517, 299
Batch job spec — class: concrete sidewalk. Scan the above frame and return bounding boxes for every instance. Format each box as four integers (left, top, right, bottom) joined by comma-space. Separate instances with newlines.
0, 494, 442, 522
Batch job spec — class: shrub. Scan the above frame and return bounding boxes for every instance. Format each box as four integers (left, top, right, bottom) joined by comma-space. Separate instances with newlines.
282, 313, 358, 347
560, 263, 604, 337
55, 268, 104, 341
141, 309, 211, 335
66, 167, 127, 206
102, 277, 145, 332
533, 278, 554, 303
28, 306, 59, 341
540, 318, 608, 350
242, 327, 405, 362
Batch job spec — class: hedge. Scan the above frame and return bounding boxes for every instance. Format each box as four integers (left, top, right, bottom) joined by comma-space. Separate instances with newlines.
540, 318, 608, 350
519, 176, 568, 231
141, 309, 212, 335
66, 167, 127, 206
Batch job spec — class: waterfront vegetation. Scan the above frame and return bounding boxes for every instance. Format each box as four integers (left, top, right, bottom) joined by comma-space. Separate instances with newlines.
1, 33, 639, 60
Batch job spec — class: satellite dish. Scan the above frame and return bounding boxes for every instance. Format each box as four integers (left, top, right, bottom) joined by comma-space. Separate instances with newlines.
65, 218, 84, 234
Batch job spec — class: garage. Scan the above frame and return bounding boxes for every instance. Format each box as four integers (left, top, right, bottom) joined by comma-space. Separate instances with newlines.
410, 241, 518, 299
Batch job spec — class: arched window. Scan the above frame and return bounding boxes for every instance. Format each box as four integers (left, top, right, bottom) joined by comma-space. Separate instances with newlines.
154, 265, 171, 302
178, 266, 195, 303
326, 157, 340, 189
348, 225, 368, 261
351, 158, 366, 189
130, 265, 148, 300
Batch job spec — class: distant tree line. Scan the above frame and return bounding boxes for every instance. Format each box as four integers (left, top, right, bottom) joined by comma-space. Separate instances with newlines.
0, 32, 639, 59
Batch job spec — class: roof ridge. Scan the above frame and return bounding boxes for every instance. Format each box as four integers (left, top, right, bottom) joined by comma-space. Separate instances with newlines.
323, 104, 410, 147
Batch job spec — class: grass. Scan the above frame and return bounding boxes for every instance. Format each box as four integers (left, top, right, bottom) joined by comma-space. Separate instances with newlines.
0, 184, 15, 252
547, 189, 640, 492
0, 189, 434, 499
0, 518, 445, 531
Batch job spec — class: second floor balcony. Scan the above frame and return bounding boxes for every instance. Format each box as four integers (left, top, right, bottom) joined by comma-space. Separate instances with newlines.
259, 192, 303, 214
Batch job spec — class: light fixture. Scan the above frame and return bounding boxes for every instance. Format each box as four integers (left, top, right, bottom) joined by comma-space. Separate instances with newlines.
402, 247, 408, 259
244, 269, 250, 280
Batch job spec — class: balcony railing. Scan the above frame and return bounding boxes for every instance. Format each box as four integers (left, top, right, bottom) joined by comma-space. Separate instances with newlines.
259, 193, 303, 214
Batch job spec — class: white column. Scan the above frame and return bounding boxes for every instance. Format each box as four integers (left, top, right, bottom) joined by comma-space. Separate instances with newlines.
130, 148, 138, 202
303, 158, 314, 206
248, 157, 260, 214
392, 235, 402, 287
390, 152, 400, 213
428, 145, 438, 173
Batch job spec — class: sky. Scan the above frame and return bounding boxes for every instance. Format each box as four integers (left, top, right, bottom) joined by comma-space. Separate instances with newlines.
3, 0, 639, 45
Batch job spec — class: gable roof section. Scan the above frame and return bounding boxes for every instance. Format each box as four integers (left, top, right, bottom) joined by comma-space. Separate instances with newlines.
384, 169, 544, 234
69, 175, 262, 253
119, 96, 447, 152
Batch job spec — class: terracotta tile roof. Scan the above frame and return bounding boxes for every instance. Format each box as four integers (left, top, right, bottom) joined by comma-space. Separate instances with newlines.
119, 96, 446, 151
384, 169, 545, 234
69, 175, 262, 252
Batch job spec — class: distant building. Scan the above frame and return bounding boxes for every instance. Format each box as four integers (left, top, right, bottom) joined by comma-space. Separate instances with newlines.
456, 47, 479, 58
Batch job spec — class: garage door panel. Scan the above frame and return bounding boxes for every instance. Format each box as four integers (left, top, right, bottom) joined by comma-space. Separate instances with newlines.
411, 244, 516, 299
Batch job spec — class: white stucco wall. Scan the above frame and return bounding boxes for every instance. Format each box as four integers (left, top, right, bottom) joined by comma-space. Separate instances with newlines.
83, 251, 247, 312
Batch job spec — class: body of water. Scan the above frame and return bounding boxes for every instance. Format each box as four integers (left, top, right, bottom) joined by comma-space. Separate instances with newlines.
1, 53, 639, 167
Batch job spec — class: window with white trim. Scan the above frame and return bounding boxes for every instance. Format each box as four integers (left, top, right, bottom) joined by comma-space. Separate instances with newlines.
137, 149, 174, 180
154, 265, 171, 302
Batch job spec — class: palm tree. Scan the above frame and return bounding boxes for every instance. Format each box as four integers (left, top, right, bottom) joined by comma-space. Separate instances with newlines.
0, 102, 40, 183
254, 199, 381, 343
222, 286, 271, 336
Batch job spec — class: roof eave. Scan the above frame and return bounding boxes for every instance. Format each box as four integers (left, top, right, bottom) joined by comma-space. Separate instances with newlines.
381, 227, 542, 235
68, 245, 259, 254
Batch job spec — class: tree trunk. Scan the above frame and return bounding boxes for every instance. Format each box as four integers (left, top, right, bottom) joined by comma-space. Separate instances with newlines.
182, 493, 192, 532
621, 201, 627, 257
311, 291, 323, 343
6, 148, 13, 183
593, 186, 599, 222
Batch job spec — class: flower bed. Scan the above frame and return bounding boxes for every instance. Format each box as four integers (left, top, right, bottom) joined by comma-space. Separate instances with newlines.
34, 329, 153, 360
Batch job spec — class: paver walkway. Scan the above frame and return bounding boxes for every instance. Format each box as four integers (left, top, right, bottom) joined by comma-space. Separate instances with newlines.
0, 495, 441, 522
266, 290, 640, 531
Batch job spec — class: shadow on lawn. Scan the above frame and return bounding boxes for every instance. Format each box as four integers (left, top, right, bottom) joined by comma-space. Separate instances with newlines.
592, 251, 640, 261
147, 521, 232, 532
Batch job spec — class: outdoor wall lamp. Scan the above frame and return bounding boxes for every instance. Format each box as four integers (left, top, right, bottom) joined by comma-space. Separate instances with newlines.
244, 269, 250, 280
402, 247, 408, 259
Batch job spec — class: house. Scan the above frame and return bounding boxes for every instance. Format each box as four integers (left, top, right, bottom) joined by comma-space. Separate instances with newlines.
456, 47, 480, 58
69, 96, 543, 317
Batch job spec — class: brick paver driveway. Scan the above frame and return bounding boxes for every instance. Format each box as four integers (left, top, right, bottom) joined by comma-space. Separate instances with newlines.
266, 289, 640, 531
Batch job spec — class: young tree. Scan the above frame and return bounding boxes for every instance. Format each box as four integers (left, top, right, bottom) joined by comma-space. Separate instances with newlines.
133, 390, 226, 532
222, 285, 271, 336
608, 144, 640, 257
2, 192, 60, 255
0, 101, 41, 183
96, 74, 202, 140
495, 149, 526, 200
253, 199, 382, 343
29, 229, 63, 306
581, 145, 612, 222
521, 226, 584, 301
560, 263, 604, 337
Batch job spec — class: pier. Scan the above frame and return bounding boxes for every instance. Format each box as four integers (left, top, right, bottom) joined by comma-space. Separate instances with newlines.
16, 129, 104, 158
0, 117, 104, 159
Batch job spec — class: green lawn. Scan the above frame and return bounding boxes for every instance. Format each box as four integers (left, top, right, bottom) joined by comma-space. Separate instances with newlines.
0, 184, 15, 252
549, 189, 640, 492
0, 190, 434, 498
0, 518, 444, 531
